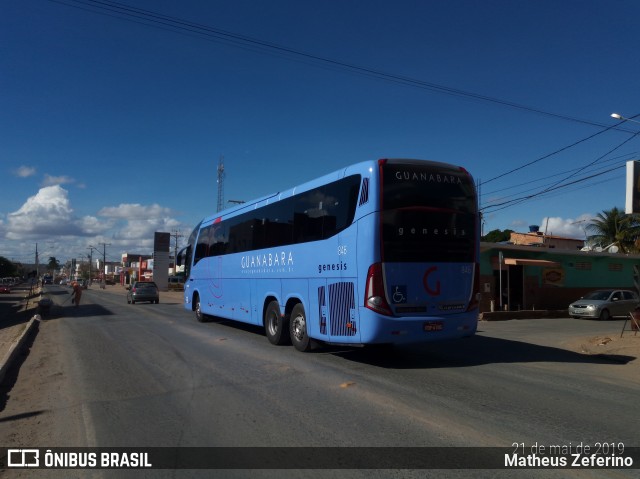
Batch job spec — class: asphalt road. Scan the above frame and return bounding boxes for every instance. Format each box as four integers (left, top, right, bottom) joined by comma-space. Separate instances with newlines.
1, 285, 638, 478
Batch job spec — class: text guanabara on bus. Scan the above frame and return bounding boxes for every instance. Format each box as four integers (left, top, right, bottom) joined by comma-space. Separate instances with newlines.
177, 159, 480, 352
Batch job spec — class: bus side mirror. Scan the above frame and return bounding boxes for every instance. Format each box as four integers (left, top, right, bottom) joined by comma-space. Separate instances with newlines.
177, 247, 186, 267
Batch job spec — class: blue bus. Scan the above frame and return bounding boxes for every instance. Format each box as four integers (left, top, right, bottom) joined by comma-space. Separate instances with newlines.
178, 158, 479, 351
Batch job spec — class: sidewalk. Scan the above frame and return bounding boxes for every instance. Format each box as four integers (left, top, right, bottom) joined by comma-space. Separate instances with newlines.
0, 284, 43, 384
479, 309, 568, 321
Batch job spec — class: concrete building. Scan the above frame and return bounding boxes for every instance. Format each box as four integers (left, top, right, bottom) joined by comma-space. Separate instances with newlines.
120, 253, 153, 285
509, 226, 585, 250
479, 242, 640, 312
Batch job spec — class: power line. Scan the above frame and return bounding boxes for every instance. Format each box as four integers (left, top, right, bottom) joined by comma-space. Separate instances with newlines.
42, 0, 640, 218
482, 166, 622, 213
481, 124, 626, 186
482, 152, 637, 197
481, 160, 629, 214
482, 123, 640, 211
46, 0, 637, 133
482, 164, 625, 212
170, 230, 183, 273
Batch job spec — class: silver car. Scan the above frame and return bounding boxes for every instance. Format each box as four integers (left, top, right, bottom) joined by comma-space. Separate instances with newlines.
569, 289, 639, 320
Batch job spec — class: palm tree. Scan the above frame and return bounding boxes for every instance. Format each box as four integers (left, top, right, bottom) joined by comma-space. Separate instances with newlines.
47, 256, 60, 274
585, 207, 640, 253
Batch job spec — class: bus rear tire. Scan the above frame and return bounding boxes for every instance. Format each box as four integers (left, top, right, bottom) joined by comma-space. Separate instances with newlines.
265, 301, 289, 345
290, 303, 311, 352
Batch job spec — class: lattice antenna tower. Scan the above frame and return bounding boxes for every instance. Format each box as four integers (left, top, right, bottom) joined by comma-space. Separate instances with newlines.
216, 156, 225, 212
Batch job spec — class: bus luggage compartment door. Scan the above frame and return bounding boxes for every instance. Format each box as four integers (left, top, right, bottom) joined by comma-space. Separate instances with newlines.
310, 279, 359, 342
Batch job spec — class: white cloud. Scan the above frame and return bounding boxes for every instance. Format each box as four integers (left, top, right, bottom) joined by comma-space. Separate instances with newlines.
540, 214, 593, 239
111, 217, 180, 241
508, 219, 528, 230
6, 185, 82, 239
2, 188, 187, 261
97, 204, 178, 244
5, 186, 113, 241
79, 215, 115, 235
98, 203, 173, 220
13, 165, 36, 178
42, 174, 75, 186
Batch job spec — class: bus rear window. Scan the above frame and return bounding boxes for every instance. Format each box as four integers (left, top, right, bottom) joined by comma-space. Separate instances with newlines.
381, 162, 477, 263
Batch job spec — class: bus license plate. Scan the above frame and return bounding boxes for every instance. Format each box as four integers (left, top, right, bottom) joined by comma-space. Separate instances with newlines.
424, 321, 443, 332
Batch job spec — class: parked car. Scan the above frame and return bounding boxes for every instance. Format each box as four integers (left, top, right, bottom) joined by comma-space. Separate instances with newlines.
568, 289, 639, 320
127, 281, 160, 304
168, 276, 185, 291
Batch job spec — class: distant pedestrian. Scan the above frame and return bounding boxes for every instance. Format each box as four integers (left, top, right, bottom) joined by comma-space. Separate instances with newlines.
71, 281, 82, 307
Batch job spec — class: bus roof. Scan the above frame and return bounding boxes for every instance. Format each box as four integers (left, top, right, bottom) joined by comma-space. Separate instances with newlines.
199, 158, 469, 226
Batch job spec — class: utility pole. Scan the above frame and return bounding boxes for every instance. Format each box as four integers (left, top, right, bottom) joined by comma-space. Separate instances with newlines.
35, 243, 39, 281
87, 248, 93, 285
171, 230, 183, 275
88, 245, 99, 286
99, 242, 111, 288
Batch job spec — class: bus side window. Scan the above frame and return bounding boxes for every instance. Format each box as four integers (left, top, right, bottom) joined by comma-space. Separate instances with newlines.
263, 202, 293, 247
210, 223, 229, 256
194, 225, 212, 264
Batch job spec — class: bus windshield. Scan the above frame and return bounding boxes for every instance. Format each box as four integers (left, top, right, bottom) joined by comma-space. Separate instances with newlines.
381, 161, 477, 263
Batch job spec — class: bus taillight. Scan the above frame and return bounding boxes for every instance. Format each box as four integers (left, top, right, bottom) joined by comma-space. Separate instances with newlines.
365, 263, 393, 316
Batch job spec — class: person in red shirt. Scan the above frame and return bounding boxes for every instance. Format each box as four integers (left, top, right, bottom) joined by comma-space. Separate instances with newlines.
71, 281, 82, 307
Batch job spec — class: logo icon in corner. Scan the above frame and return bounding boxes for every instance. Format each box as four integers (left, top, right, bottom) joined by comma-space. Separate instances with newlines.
8, 449, 39, 468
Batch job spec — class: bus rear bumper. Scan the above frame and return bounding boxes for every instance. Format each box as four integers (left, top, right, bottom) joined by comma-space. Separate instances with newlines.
356, 310, 478, 345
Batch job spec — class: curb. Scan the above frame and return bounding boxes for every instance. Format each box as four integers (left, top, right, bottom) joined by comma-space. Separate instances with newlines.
479, 310, 568, 321
0, 315, 39, 385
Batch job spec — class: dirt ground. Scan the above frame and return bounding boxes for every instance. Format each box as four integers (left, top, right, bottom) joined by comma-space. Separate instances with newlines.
560, 329, 640, 381
565, 331, 640, 355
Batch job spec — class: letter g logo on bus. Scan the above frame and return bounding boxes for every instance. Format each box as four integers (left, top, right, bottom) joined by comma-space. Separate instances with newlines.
423, 266, 441, 296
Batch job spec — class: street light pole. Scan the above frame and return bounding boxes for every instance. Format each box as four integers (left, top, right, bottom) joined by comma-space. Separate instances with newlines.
88, 245, 100, 286
611, 112, 640, 124
99, 242, 110, 288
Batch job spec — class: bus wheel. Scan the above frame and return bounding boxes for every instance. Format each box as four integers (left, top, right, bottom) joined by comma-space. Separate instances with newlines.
265, 301, 289, 345
290, 303, 311, 352
195, 294, 206, 322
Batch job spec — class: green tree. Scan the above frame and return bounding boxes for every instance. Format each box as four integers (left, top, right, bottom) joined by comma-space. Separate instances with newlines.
47, 257, 60, 274
0, 256, 17, 277
585, 207, 640, 253
482, 229, 514, 243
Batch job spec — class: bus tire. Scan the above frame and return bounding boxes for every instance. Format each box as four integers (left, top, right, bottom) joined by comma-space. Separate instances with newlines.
265, 301, 289, 345
290, 303, 311, 352
194, 294, 207, 322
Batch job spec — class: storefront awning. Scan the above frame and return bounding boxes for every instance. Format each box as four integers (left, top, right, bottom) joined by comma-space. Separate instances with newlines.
504, 258, 560, 267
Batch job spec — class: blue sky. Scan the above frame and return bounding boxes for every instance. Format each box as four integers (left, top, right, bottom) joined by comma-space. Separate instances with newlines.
2, 0, 640, 266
